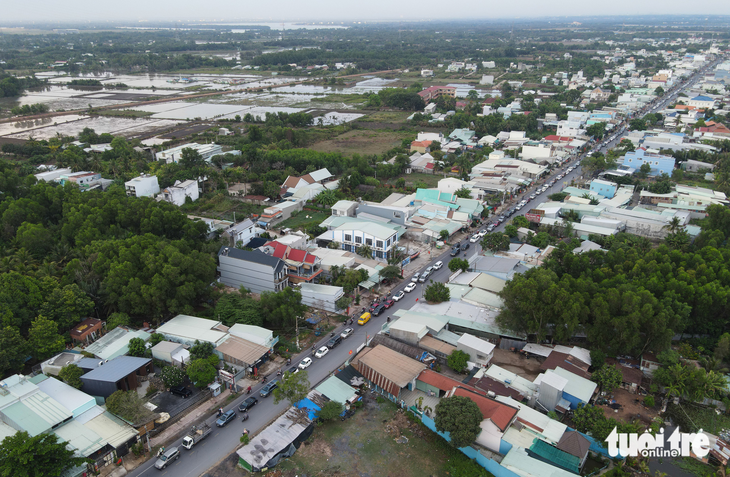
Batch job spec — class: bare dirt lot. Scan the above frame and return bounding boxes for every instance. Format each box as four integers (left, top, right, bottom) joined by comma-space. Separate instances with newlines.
491, 347, 543, 381
597, 387, 658, 424
309, 129, 411, 155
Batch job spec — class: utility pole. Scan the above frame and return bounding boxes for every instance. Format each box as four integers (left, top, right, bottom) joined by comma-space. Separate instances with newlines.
295, 315, 300, 351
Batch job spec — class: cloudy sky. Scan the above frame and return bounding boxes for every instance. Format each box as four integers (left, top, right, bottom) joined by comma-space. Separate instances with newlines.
4, 0, 730, 24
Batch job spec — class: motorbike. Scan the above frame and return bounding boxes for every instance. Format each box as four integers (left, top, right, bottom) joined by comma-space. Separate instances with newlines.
246, 386, 252, 395
262, 376, 267, 384
241, 412, 249, 422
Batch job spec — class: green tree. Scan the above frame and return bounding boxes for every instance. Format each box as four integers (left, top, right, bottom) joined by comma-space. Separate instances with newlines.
28, 315, 65, 360
379, 265, 401, 281
0, 431, 88, 477
434, 396, 483, 448
335, 295, 351, 312
317, 400, 344, 421
186, 359, 217, 388
439, 229, 450, 241
356, 244, 373, 258
214, 291, 262, 327
715, 333, 730, 361
655, 86, 665, 96
586, 122, 606, 139
273, 370, 310, 408
149, 333, 165, 347
160, 366, 186, 388
512, 215, 529, 228
592, 364, 623, 393
637, 163, 652, 179
106, 312, 130, 330
481, 233, 510, 252
448, 258, 469, 273
454, 187, 472, 199
179, 148, 205, 169
0, 327, 28, 377
259, 287, 308, 329
447, 350, 470, 373
15, 223, 53, 257
424, 281, 450, 303
127, 337, 147, 357
105, 390, 155, 424
572, 404, 614, 443
505, 224, 518, 237
39, 284, 95, 331
629, 118, 646, 131
190, 340, 215, 361
58, 365, 84, 389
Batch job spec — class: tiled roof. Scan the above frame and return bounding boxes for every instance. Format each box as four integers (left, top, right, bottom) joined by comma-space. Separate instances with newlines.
539, 352, 591, 379
469, 376, 525, 401
417, 369, 461, 392
557, 431, 591, 460
452, 387, 518, 431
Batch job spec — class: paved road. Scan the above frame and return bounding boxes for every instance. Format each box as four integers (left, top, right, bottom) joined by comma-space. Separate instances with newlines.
128, 59, 724, 477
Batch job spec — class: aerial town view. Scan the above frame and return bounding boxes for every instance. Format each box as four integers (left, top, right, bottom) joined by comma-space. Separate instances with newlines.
2, 1, 730, 477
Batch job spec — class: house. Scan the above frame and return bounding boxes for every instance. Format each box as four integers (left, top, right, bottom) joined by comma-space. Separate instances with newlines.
421, 69, 434, 77
331, 220, 399, 261
217, 246, 289, 293
410, 140, 432, 154
557, 431, 591, 470
606, 358, 643, 394
156, 314, 230, 348
540, 368, 597, 410
83, 327, 151, 361
223, 218, 257, 247
622, 148, 676, 176
330, 200, 359, 218
640, 352, 662, 376
80, 356, 153, 398
682, 159, 717, 172
687, 95, 716, 109
35, 167, 73, 182
124, 174, 160, 198
151, 341, 189, 367
589, 87, 611, 102
351, 345, 426, 402
456, 333, 495, 367
69, 318, 103, 345
450, 386, 518, 453
228, 324, 277, 349
299, 283, 345, 313
155, 143, 224, 164
261, 241, 323, 284
315, 376, 360, 405
215, 335, 270, 375
539, 352, 591, 380
417, 86, 456, 103
529, 438, 584, 474
159, 179, 199, 206
589, 179, 618, 199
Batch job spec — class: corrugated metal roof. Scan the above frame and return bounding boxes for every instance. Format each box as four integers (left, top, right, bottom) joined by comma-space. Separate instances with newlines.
315, 376, 358, 405
469, 273, 506, 293
551, 368, 597, 403
83, 410, 138, 448
501, 446, 577, 477
353, 345, 425, 388
80, 356, 151, 384
37, 377, 95, 418
84, 328, 151, 361
53, 420, 105, 457
529, 438, 581, 474
216, 336, 269, 365
4, 392, 72, 436
457, 333, 495, 355
157, 314, 228, 345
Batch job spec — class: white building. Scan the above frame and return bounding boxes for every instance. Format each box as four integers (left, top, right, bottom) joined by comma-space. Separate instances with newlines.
298, 283, 345, 313
125, 174, 160, 198
159, 179, 199, 206
224, 218, 258, 247
155, 143, 224, 164
35, 167, 73, 182
331, 220, 399, 260
456, 333, 495, 367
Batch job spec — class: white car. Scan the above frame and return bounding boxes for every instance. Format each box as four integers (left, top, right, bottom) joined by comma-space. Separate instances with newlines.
298, 357, 312, 369
314, 346, 329, 359
404, 282, 417, 293
392, 290, 405, 302
340, 328, 354, 339
433, 261, 443, 270
411, 273, 420, 283
470, 234, 480, 243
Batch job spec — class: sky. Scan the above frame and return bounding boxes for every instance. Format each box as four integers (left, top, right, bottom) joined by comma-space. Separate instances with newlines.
3, 0, 730, 24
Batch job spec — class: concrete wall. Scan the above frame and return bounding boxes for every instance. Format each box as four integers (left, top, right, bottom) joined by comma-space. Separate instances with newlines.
218, 256, 286, 294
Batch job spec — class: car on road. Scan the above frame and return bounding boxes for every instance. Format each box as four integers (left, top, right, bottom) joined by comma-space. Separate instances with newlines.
340, 328, 354, 339
449, 248, 459, 257
260, 381, 278, 398
327, 335, 342, 349
498, 215, 506, 222
462, 242, 470, 251
404, 282, 417, 293
470, 234, 480, 243
383, 299, 395, 309
433, 260, 443, 270
424, 266, 434, 274
392, 290, 405, 301
358, 312, 371, 325
315, 346, 329, 358
487, 224, 496, 232
155, 446, 180, 470
238, 397, 259, 412
372, 303, 386, 316
411, 272, 420, 283
170, 386, 193, 398
216, 410, 236, 427
514, 204, 522, 211
418, 271, 430, 283
529, 194, 536, 200
298, 357, 313, 369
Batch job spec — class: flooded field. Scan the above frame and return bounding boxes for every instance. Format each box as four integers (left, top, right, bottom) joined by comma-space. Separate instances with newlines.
6, 117, 183, 140
0, 115, 85, 137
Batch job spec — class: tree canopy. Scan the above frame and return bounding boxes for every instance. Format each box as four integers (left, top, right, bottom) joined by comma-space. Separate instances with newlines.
0, 431, 88, 477
434, 396, 483, 448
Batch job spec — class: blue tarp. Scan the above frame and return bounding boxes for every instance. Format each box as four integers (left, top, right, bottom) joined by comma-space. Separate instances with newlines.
295, 398, 321, 420
305, 316, 321, 325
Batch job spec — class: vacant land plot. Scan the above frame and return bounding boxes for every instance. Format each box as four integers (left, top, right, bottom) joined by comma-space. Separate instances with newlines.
181, 193, 264, 222
310, 129, 411, 156
490, 347, 543, 381
386, 172, 443, 189
276, 396, 490, 477
275, 210, 330, 232
357, 111, 413, 123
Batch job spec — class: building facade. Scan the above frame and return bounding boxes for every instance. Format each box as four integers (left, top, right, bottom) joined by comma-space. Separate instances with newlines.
218, 247, 289, 293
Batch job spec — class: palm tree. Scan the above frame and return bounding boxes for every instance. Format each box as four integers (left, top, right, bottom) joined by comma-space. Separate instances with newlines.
700, 356, 729, 374
662, 216, 682, 234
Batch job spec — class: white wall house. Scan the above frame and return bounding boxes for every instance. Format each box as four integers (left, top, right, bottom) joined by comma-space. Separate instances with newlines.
155, 143, 223, 164
125, 174, 160, 198
159, 179, 199, 206
456, 333, 495, 367
331, 221, 399, 260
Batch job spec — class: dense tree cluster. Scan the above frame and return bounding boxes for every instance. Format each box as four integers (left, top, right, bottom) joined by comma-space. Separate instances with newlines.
497, 205, 730, 356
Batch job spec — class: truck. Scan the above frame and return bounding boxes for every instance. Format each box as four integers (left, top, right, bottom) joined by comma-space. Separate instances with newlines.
181, 424, 211, 450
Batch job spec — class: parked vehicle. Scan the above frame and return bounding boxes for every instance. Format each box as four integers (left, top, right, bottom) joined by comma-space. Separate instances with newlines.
315, 346, 329, 358
418, 271, 430, 283
298, 357, 312, 369
383, 299, 395, 309
182, 424, 211, 450
238, 397, 259, 413
327, 335, 342, 349
372, 303, 386, 316
462, 242, 470, 251
433, 261, 443, 270
358, 312, 371, 325
155, 446, 180, 470
470, 234, 480, 243
392, 290, 405, 302
404, 282, 417, 293
411, 273, 420, 283
215, 410, 236, 427
449, 248, 459, 257
341, 328, 354, 339
170, 386, 193, 398
260, 381, 278, 398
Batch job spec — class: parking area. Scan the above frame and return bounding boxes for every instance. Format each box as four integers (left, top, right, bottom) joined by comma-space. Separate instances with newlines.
149, 379, 207, 417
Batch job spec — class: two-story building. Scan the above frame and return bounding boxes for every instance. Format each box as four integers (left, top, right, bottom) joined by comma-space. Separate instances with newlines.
622, 148, 676, 176
417, 86, 456, 103
155, 143, 223, 164
261, 240, 323, 284
331, 221, 399, 261
223, 218, 258, 247
159, 179, 199, 206
125, 174, 160, 198
217, 246, 289, 293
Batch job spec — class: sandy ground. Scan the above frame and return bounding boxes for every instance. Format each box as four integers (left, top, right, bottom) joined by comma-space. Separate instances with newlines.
491, 347, 544, 381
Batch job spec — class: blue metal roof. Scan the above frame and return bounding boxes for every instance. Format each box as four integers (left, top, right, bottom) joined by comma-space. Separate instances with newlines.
80, 356, 151, 383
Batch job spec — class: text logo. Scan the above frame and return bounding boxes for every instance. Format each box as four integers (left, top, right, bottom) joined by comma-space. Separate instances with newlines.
606, 427, 710, 458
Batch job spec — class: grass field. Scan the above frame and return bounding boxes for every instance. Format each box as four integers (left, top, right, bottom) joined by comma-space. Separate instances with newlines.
395, 172, 445, 188
181, 192, 264, 222
309, 129, 411, 156
275, 210, 330, 231
357, 110, 414, 123
277, 398, 491, 477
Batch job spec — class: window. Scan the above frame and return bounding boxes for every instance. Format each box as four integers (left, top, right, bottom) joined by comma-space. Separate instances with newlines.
355, 236, 362, 244
376, 240, 384, 249
344, 234, 352, 242
654, 161, 659, 166
375, 251, 384, 258
365, 238, 373, 246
